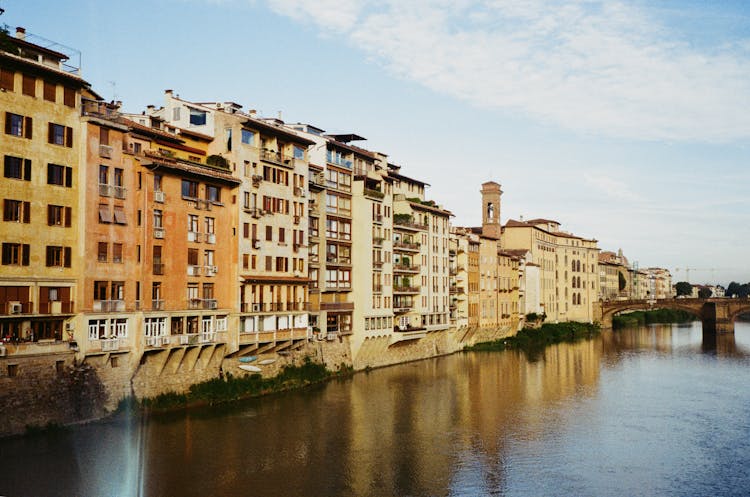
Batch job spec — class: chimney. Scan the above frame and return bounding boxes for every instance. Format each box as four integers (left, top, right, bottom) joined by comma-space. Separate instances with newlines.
15, 27, 26, 40
164, 89, 173, 96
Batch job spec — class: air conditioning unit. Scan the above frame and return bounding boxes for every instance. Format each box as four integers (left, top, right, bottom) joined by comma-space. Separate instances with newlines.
315, 172, 325, 184
154, 190, 165, 203
154, 227, 165, 239
252, 303, 261, 312
252, 240, 261, 249
206, 233, 216, 244
207, 300, 218, 309
9, 302, 22, 314
294, 187, 305, 197
66, 322, 75, 331
0, 346, 6, 357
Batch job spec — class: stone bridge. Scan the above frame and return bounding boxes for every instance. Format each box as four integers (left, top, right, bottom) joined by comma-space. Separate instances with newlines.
596, 298, 750, 333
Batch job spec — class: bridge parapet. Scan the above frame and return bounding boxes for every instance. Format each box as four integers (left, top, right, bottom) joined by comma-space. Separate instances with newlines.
597, 297, 750, 334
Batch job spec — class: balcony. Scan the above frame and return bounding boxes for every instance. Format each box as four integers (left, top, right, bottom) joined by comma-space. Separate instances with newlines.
326, 255, 352, 266
187, 265, 202, 276
98, 184, 112, 197
373, 261, 383, 270
393, 285, 420, 294
188, 231, 202, 243
372, 285, 383, 294
393, 218, 428, 231
37, 301, 75, 314
151, 299, 164, 311
364, 188, 385, 200
153, 262, 164, 275
260, 149, 293, 168
204, 265, 218, 277
205, 233, 216, 244
393, 263, 420, 273
3, 301, 33, 315
372, 237, 384, 247
187, 298, 218, 310
392, 326, 427, 342
245, 207, 263, 219
93, 300, 125, 312
393, 241, 420, 252
372, 214, 383, 224
99, 144, 113, 158
113, 186, 127, 199
101, 338, 120, 351
320, 301, 354, 311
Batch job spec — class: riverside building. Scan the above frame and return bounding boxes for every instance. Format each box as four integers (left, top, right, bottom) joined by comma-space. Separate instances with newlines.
0, 27, 88, 358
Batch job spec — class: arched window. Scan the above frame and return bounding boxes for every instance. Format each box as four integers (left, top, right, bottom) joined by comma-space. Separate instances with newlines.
572, 260, 576, 272
487, 202, 494, 220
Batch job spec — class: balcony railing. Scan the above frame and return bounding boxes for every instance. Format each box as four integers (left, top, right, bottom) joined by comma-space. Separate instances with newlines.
188, 231, 202, 243
37, 301, 75, 314
153, 263, 164, 275
364, 188, 385, 200
394, 263, 420, 273
260, 149, 293, 168
99, 144, 113, 158
372, 237, 384, 246
93, 300, 125, 312
393, 241, 420, 251
98, 184, 112, 197
394, 219, 428, 231
187, 265, 202, 276
113, 186, 127, 199
151, 299, 164, 311
393, 285, 420, 294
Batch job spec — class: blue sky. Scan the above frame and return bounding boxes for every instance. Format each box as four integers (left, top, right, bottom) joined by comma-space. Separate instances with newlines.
4, 0, 749, 284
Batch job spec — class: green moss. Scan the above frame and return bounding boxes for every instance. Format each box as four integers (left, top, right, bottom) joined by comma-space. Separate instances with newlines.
139, 357, 345, 413
465, 322, 601, 361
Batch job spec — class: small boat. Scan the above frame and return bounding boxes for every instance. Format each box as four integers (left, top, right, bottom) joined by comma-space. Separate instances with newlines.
239, 364, 261, 373
257, 358, 277, 365
238, 356, 257, 363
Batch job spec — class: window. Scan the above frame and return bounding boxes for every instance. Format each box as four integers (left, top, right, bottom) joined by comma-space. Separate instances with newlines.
99, 165, 109, 185
202, 283, 214, 299
0, 68, 13, 91
181, 179, 198, 198
98, 242, 108, 262
45, 246, 71, 267
153, 209, 163, 228
3, 200, 29, 223
113, 243, 123, 263
94, 281, 108, 301
47, 205, 64, 226
48, 123, 73, 147
43, 81, 56, 102
278, 228, 286, 244
154, 174, 162, 192
114, 168, 123, 187
188, 214, 199, 233
188, 248, 199, 266
204, 250, 214, 267
204, 217, 215, 234
189, 108, 207, 126
4, 156, 31, 181
22, 75, 35, 97
99, 204, 112, 224
2, 243, 29, 266
265, 256, 272, 271
4, 113, 32, 138
47, 164, 72, 187
293, 146, 305, 159
241, 129, 255, 145
63, 87, 75, 107
266, 226, 273, 241
206, 185, 221, 203
111, 282, 124, 300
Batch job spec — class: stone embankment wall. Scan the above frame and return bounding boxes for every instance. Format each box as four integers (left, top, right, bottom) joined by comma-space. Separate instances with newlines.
0, 325, 513, 437
0, 352, 108, 437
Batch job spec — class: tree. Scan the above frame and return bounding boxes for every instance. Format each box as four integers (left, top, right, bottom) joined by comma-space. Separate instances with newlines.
698, 287, 712, 299
618, 271, 627, 292
675, 281, 693, 297
727, 281, 742, 297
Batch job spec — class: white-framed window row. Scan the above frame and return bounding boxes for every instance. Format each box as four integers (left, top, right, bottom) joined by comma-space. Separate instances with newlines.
144, 317, 169, 346
88, 318, 128, 351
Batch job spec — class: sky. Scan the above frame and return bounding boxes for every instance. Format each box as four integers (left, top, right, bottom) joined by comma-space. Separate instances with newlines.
4, 0, 749, 284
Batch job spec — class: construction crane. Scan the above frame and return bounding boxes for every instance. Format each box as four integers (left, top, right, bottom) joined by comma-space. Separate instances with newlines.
674, 267, 719, 283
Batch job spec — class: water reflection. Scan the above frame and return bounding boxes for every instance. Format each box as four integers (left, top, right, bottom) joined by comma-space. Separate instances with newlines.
1, 323, 749, 497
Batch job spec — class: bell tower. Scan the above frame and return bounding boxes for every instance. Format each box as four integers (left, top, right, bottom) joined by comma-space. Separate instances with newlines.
481, 181, 502, 240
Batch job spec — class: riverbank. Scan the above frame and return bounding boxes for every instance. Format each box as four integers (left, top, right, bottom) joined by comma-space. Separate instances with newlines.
465, 322, 601, 358
612, 309, 695, 328
137, 357, 351, 412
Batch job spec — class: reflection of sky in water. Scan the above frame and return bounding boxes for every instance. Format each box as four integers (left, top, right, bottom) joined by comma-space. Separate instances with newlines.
1, 323, 749, 497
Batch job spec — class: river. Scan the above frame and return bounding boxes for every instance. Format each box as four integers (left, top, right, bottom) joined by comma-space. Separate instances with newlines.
2, 322, 750, 497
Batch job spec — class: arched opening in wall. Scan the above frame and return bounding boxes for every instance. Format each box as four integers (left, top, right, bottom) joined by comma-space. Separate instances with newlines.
611, 305, 701, 329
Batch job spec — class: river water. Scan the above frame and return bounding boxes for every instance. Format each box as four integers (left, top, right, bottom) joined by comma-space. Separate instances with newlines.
2, 322, 750, 497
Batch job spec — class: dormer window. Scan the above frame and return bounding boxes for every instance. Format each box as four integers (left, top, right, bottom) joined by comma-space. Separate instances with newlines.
189, 108, 207, 126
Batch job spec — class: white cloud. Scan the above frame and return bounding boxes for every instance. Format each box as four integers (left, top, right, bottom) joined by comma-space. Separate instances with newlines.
583, 172, 642, 202
263, 0, 750, 142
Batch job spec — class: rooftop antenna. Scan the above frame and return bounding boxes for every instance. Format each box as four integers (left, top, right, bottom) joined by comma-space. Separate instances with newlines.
108, 80, 118, 102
